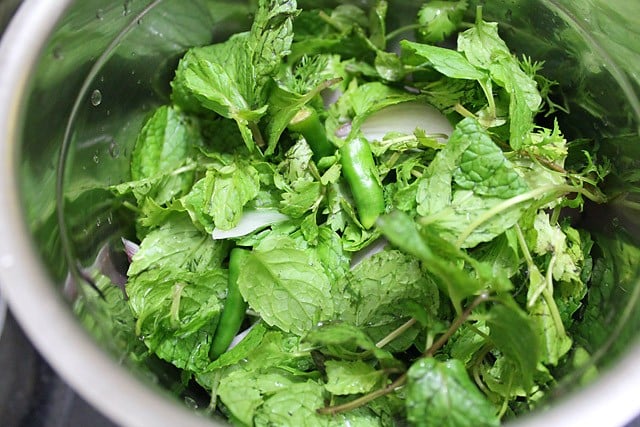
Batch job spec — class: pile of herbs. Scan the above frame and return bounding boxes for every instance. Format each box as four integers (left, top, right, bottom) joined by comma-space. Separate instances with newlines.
78, 0, 617, 425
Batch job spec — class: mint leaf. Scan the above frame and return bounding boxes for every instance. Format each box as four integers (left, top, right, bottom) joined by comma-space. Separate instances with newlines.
377, 211, 486, 311
127, 268, 227, 373
324, 360, 384, 395
125, 214, 230, 372
249, 0, 298, 100
204, 322, 268, 372
453, 130, 529, 198
406, 358, 500, 427
279, 179, 322, 218
254, 381, 328, 426
400, 40, 486, 81
303, 322, 395, 364
486, 301, 540, 391
217, 368, 296, 426
343, 250, 439, 323
130, 106, 200, 181
457, 18, 541, 149
415, 118, 529, 247
529, 298, 573, 366
238, 236, 334, 335
171, 0, 297, 150
127, 214, 229, 277
416, 117, 480, 216
181, 159, 261, 232
171, 37, 266, 149
122, 106, 199, 206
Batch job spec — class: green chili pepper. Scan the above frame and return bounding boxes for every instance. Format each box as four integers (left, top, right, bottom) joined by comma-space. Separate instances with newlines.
287, 105, 335, 162
340, 135, 385, 229
209, 247, 249, 359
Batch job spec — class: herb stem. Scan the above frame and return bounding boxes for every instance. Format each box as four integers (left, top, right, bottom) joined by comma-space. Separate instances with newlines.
423, 292, 490, 357
455, 183, 605, 248
454, 103, 476, 119
385, 23, 424, 41
317, 374, 408, 415
376, 318, 417, 349
318, 293, 490, 416
542, 254, 566, 337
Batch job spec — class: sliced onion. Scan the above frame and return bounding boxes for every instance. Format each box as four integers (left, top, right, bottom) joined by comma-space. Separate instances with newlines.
227, 323, 257, 351
350, 237, 388, 270
211, 209, 289, 240
121, 237, 140, 262
360, 101, 453, 142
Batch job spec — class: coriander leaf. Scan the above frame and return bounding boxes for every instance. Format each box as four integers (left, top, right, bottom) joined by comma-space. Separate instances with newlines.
238, 235, 334, 335
416, 0, 468, 43
324, 360, 384, 395
406, 358, 500, 427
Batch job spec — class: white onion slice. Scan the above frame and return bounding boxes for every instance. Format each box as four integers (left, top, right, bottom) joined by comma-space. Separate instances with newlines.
211, 210, 289, 240
360, 101, 453, 142
121, 237, 140, 262
350, 237, 388, 270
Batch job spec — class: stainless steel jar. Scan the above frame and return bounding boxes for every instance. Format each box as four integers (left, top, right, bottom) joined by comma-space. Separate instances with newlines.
1, 1, 639, 426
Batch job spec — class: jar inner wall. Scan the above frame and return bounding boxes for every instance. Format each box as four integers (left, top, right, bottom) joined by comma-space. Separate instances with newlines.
14, 0, 640, 424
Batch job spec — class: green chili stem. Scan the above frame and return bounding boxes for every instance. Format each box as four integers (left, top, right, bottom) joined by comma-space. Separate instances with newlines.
288, 106, 335, 162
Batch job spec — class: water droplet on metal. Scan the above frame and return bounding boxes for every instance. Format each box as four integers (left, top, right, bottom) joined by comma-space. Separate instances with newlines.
52, 46, 63, 60
184, 397, 198, 409
0, 254, 15, 268
109, 141, 121, 158
123, 0, 132, 16
90, 89, 102, 106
